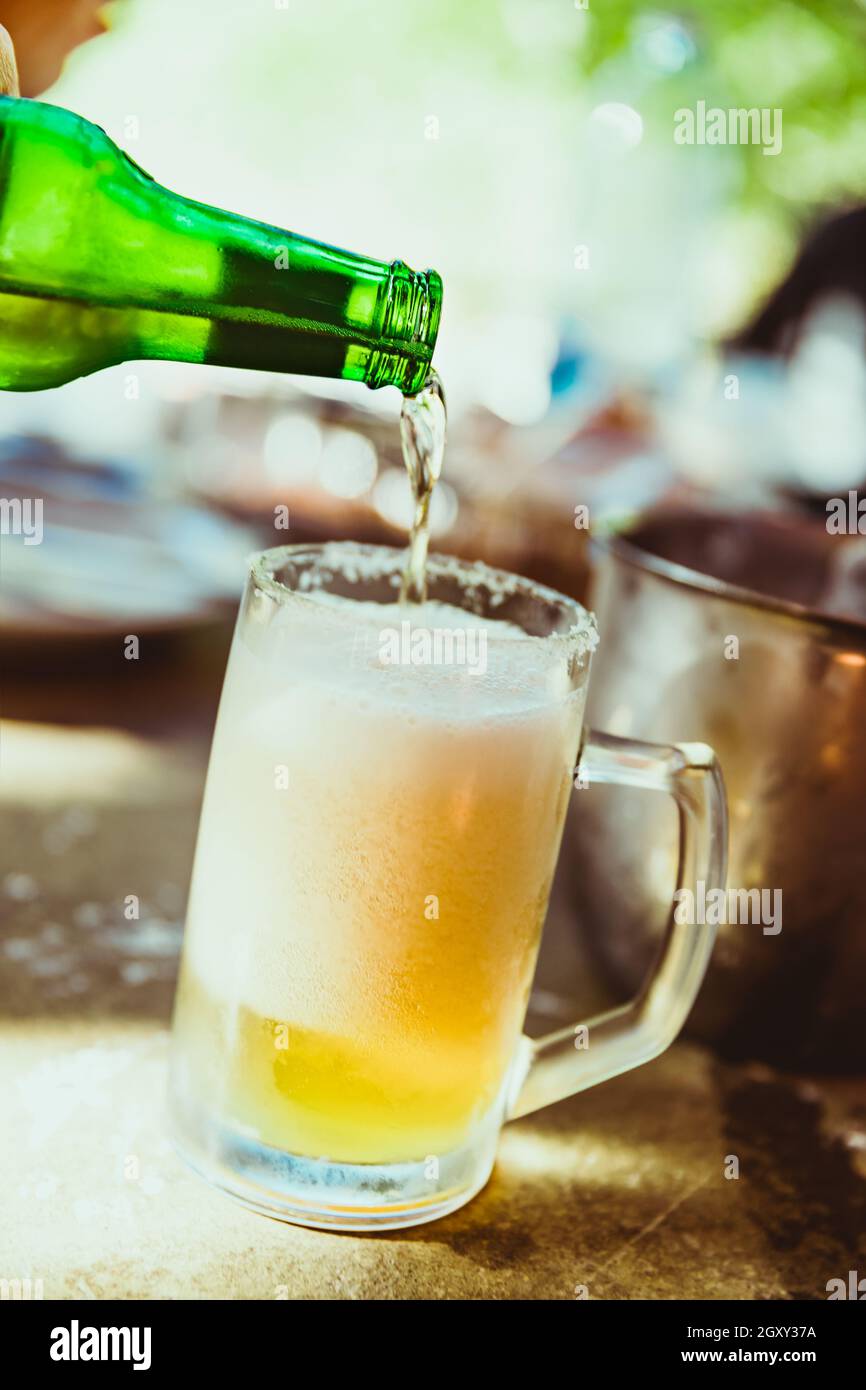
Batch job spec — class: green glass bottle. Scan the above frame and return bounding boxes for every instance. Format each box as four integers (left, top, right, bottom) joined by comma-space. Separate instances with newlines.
0, 96, 441, 393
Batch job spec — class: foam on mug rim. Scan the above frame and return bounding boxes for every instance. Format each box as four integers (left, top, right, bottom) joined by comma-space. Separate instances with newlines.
249, 542, 599, 659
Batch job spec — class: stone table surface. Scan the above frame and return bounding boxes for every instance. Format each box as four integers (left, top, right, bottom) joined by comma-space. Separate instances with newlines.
1, 710, 865, 1301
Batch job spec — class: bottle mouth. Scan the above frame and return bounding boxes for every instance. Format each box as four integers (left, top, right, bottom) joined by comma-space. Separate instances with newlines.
366, 262, 442, 393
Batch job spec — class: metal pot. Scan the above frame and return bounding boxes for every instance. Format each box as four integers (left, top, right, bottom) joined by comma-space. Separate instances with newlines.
565, 508, 866, 1071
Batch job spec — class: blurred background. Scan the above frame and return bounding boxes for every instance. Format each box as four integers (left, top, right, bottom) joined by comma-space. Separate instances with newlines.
3, 0, 866, 660
3, 0, 866, 1071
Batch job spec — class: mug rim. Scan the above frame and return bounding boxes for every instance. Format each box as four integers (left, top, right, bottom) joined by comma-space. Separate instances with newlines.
593, 522, 866, 645
248, 541, 599, 654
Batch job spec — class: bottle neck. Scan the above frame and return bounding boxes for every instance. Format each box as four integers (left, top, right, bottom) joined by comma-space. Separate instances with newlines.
185, 205, 442, 393
0, 98, 442, 393
110, 142, 442, 392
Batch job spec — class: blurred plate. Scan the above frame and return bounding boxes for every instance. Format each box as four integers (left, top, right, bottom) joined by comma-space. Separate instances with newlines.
0, 435, 258, 645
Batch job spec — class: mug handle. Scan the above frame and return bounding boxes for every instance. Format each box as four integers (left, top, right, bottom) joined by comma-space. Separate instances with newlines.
507, 730, 728, 1121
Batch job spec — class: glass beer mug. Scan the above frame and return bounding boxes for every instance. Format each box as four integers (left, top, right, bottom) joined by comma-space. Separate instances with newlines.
170, 543, 727, 1230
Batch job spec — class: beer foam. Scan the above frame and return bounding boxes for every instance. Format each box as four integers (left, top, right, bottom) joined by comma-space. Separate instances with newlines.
250, 593, 582, 721
301, 593, 526, 635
